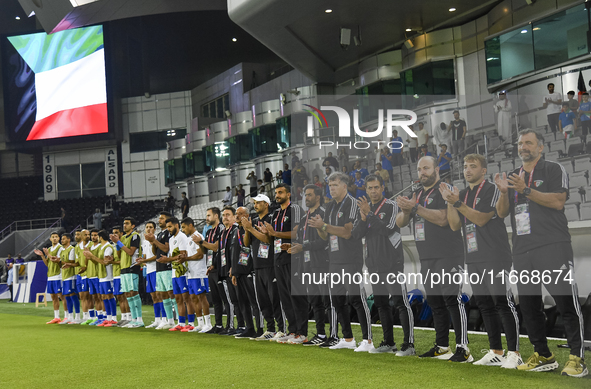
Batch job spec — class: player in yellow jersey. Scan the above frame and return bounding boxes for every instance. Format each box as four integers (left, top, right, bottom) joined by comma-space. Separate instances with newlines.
35, 232, 66, 324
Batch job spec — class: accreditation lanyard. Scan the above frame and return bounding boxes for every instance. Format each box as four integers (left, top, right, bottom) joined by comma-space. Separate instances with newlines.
275, 203, 290, 232
237, 229, 243, 247
368, 198, 387, 228
221, 226, 233, 249
330, 198, 346, 225
464, 181, 485, 224
514, 166, 535, 204
302, 210, 311, 240
207, 225, 220, 244
416, 187, 436, 208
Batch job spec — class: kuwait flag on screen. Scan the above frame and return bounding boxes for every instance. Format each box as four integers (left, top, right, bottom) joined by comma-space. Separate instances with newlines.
7, 26, 108, 141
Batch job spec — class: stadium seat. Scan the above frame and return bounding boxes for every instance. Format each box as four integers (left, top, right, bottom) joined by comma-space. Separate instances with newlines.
453, 180, 465, 190
500, 160, 514, 173
574, 158, 591, 172
580, 203, 591, 220
545, 151, 560, 161
583, 186, 591, 202
564, 204, 580, 222
493, 152, 506, 162
569, 171, 588, 188
567, 137, 584, 156
550, 140, 566, 155
561, 159, 574, 175
543, 132, 555, 143
566, 188, 582, 205
488, 136, 501, 150
487, 162, 500, 176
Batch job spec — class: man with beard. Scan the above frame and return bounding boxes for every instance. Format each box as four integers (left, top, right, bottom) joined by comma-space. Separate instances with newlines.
241, 194, 286, 340
396, 156, 470, 362
287, 184, 337, 346
229, 207, 263, 339
352, 175, 415, 355
495, 130, 586, 377
261, 184, 307, 344
64, 229, 92, 324
441, 154, 522, 368
111, 226, 132, 327
214, 207, 244, 335
144, 212, 176, 330
308, 172, 374, 351
196, 207, 230, 333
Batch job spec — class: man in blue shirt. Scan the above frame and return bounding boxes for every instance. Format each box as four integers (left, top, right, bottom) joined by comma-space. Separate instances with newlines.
349, 160, 369, 180
437, 144, 452, 181
579, 92, 591, 142
354, 171, 366, 199
390, 130, 404, 166
282, 164, 292, 186
559, 102, 577, 140
419, 144, 432, 159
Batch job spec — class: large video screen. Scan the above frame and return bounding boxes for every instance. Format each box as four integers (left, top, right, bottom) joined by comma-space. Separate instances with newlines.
3, 25, 108, 142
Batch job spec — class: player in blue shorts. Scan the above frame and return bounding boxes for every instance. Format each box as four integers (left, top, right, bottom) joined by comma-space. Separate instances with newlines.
111, 226, 131, 326
35, 232, 65, 324
84, 230, 117, 326
138, 221, 165, 328
180, 217, 212, 332
58, 233, 80, 324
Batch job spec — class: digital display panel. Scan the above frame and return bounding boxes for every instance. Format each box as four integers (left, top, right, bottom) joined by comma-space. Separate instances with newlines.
3, 25, 108, 142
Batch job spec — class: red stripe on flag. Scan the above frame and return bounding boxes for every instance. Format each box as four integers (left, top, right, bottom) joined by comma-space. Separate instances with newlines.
27, 103, 108, 141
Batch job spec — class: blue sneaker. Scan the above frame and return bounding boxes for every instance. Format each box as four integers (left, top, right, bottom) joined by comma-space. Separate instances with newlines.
90, 319, 103, 326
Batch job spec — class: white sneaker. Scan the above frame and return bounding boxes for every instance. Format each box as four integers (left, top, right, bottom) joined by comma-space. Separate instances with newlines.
122, 321, 137, 328
59, 318, 71, 325
193, 323, 203, 332
276, 333, 296, 344
255, 331, 276, 341
158, 322, 175, 330
146, 321, 160, 329
501, 351, 524, 369
287, 335, 307, 344
270, 331, 286, 342
354, 340, 375, 352
474, 349, 506, 366
188, 326, 202, 332
329, 338, 357, 350
198, 324, 213, 333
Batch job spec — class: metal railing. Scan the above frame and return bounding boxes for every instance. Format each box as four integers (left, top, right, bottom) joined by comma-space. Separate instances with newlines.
18, 218, 63, 260
0, 217, 62, 241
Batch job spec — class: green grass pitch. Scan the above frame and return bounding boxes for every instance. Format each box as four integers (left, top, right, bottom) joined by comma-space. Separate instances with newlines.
0, 301, 588, 388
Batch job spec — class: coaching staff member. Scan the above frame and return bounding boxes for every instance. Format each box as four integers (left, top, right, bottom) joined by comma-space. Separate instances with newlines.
495, 129, 586, 377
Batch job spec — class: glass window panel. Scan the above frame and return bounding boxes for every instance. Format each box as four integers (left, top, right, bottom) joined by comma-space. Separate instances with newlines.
229, 134, 253, 164
82, 188, 106, 198
223, 94, 230, 112
81, 163, 105, 190
184, 153, 194, 178
216, 98, 224, 119
209, 102, 216, 118
533, 5, 589, 70
57, 165, 80, 192
249, 124, 278, 157
202, 104, 209, 118
485, 27, 534, 83
164, 160, 175, 185
193, 150, 205, 174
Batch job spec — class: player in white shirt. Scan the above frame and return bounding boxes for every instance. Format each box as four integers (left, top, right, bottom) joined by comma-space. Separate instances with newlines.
180, 217, 212, 333
157, 216, 197, 331
543, 82, 563, 134
138, 221, 165, 328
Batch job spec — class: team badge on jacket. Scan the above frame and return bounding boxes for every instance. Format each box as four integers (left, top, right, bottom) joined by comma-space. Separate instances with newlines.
379, 213, 385, 219
427, 198, 433, 205
534, 180, 543, 187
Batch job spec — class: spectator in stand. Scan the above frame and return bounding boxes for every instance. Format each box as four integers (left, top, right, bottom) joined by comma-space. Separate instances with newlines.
338, 148, 349, 171
567, 90, 579, 113
111, 197, 120, 219
257, 179, 265, 195
375, 163, 390, 189
290, 151, 300, 167
247, 171, 258, 197
353, 171, 366, 199
559, 102, 577, 140
60, 207, 70, 232
236, 184, 246, 207
418, 144, 432, 158
282, 164, 292, 186
324, 166, 335, 200
313, 175, 323, 190
166, 191, 175, 215
16, 254, 24, 264
222, 186, 233, 206
293, 161, 309, 195
181, 192, 190, 219
437, 144, 452, 181
543, 83, 562, 134
276, 170, 283, 184
433, 122, 452, 154
448, 110, 467, 155
380, 146, 394, 184
202, 222, 212, 238
264, 168, 273, 194
323, 152, 339, 170
406, 124, 418, 162
340, 165, 348, 175
93, 208, 102, 230
349, 160, 369, 180
578, 92, 591, 142
416, 122, 430, 146
493, 91, 513, 142
390, 130, 404, 166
